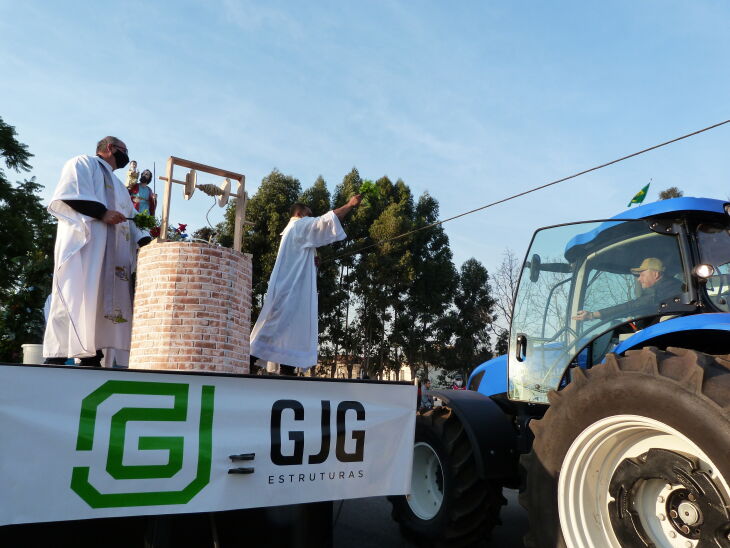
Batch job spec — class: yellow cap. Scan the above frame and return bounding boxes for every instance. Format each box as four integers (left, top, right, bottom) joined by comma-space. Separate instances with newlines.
631, 257, 665, 274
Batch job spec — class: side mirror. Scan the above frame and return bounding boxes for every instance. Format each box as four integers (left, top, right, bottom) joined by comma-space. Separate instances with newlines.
529, 253, 541, 282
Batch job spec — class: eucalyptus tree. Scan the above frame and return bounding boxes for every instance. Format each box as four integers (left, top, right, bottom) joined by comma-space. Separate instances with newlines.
366, 181, 415, 377
395, 192, 457, 379
448, 258, 497, 378
658, 186, 683, 200
350, 176, 396, 376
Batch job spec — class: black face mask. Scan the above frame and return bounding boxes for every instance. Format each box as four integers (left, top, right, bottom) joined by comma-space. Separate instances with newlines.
113, 149, 129, 170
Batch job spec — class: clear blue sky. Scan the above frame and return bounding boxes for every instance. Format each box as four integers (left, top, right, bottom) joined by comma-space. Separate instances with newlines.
2, 0, 729, 274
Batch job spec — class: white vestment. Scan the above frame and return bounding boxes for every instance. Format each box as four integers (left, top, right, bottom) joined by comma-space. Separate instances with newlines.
250, 211, 346, 368
43, 155, 144, 361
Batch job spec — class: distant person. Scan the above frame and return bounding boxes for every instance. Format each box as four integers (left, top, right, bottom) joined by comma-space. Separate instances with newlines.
452, 375, 466, 390
129, 169, 157, 215
43, 136, 150, 367
250, 195, 362, 374
573, 257, 682, 323
419, 379, 434, 411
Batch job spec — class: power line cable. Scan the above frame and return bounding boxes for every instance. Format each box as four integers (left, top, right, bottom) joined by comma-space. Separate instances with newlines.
327, 118, 730, 263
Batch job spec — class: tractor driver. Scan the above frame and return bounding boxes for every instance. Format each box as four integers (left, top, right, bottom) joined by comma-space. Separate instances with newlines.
573, 257, 682, 323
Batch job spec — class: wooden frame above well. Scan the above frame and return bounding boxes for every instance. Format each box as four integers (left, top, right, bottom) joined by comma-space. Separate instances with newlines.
158, 156, 248, 251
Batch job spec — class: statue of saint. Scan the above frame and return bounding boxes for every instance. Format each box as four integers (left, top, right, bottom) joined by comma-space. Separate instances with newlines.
126, 160, 139, 188
129, 169, 157, 215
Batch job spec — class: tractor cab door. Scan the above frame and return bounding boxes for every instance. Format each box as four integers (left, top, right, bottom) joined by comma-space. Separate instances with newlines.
509, 219, 688, 404
508, 223, 590, 403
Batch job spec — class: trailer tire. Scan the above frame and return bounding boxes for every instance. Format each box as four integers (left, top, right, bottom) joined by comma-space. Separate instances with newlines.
389, 406, 505, 547
519, 347, 730, 548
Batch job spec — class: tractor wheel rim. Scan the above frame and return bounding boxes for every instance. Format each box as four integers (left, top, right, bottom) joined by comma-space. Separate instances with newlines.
557, 415, 729, 548
407, 441, 444, 520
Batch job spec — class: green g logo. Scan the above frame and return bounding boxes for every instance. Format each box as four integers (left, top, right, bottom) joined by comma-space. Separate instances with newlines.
70, 380, 214, 508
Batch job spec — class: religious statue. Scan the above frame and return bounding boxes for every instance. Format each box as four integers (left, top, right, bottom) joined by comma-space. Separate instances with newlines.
128, 169, 157, 215
126, 160, 139, 188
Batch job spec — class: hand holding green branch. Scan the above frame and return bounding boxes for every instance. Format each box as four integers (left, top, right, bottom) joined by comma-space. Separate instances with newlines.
358, 180, 379, 202
127, 211, 159, 231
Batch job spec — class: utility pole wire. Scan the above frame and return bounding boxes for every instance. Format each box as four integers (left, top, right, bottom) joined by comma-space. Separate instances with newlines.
327, 118, 730, 263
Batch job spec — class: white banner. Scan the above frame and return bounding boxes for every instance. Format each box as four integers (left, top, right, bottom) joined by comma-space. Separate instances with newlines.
0, 364, 415, 526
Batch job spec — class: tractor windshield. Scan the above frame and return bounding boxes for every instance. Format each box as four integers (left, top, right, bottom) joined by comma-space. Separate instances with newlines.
509, 219, 687, 403
696, 222, 730, 312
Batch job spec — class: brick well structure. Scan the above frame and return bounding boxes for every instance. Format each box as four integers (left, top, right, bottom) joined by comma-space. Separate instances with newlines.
129, 242, 252, 373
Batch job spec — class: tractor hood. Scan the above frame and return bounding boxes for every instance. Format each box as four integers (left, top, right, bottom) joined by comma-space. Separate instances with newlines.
614, 312, 730, 355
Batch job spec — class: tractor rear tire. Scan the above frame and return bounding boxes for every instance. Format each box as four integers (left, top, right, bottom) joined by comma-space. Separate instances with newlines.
389, 406, 505, 547
520, 347, 730, 548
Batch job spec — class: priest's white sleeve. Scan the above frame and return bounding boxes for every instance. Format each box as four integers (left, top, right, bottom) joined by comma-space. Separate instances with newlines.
298, 211, 347, 248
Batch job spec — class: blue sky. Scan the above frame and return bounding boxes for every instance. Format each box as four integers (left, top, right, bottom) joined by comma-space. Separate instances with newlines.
2, 0, 729, 273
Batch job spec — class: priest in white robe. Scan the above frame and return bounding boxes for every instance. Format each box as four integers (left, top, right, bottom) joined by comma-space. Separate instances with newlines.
43, 136, 149, 367
250, 195, 362, 371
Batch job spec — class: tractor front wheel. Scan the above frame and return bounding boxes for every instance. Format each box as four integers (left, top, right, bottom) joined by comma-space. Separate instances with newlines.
520, 347, 730, 548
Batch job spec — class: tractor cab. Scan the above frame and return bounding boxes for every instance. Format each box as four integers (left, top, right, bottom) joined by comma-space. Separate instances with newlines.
508, 197, 730, 403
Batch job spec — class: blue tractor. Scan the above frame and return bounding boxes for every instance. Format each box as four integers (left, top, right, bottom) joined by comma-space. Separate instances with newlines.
390, 197, 730, 547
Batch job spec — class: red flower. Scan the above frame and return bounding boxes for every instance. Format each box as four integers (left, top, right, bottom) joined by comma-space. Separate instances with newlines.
177, 223, 187, 233
150, 226, 161, 238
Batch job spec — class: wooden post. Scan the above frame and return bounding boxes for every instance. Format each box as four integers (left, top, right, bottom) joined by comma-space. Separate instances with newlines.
233, 175, 246, 252
160, 157, 174, 241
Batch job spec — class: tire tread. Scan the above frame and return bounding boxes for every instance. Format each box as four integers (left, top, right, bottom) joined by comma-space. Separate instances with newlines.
520, 346, 730, 548
390, 407, 506, 547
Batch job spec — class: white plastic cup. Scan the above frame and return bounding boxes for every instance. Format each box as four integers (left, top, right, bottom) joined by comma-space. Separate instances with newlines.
21, 344, 44, 365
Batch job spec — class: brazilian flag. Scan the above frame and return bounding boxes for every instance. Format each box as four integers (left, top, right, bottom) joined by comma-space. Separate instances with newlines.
627, 183, 650, 207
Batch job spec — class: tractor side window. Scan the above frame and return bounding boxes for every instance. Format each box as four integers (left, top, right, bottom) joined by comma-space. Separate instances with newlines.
697, 223, 730, 312
574, 231, 686, 337
581, 269, 638, 326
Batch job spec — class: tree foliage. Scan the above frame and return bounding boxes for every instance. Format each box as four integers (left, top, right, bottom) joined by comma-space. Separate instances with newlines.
493, 248, 520, 329
658, 186, 683, 200
0, 117, 55, 361
397, 193, 458, 380
448, 258, 497, 377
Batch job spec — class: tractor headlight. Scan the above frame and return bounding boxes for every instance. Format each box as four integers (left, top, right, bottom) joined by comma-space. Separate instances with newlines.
693, 263, 715, 279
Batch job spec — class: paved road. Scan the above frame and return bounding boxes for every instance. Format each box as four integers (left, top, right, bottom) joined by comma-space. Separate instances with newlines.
333, 489, 528, 547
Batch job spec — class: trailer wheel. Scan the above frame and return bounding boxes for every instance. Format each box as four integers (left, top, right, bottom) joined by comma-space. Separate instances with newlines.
389, 406, 505, 547
520, 347, 730, 548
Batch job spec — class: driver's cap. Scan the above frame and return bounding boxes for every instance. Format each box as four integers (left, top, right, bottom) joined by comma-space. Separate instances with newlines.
631, 257, 665, 274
